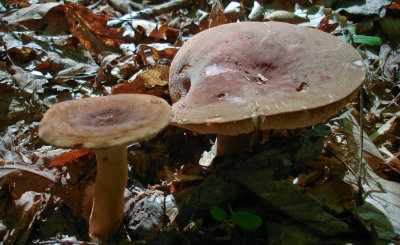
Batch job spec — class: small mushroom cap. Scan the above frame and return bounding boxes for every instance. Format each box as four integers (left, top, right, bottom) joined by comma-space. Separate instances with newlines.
39, 94, 172, 150
169, 22, 366, 135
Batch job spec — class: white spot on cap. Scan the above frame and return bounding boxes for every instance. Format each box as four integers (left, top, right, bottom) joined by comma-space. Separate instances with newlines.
226, 96, 246, 104
205, 64, 233, 76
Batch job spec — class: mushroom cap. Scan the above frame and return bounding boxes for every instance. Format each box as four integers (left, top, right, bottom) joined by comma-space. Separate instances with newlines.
39, 94, 173, 150
169, 22, 366, 135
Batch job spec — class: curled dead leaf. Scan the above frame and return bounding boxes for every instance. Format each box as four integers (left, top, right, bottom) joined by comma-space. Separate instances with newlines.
265, 10, 309, 24
49, 149, 94, 167
64, 1, 126, 53
111, 65, 170, 101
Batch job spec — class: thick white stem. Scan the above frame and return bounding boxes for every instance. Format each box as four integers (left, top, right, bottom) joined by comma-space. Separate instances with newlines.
89, 146, 128, 242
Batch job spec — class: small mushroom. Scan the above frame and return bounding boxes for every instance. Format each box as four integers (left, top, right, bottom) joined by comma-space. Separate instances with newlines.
169, 22, 365, 156
39, 94, 172, 242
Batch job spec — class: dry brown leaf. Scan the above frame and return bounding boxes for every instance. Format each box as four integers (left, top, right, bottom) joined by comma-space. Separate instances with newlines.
111, 65, 170, 100
2, 3, 61, 23
64, 1, 125, 53
223, 1, 244, 22
370, 115, 399, 143
157, 165, 203, 184
2, 191, 51, 244
133, 44, 178, 66
389, 155, 400, 172
387, 2, 400, 10
295, 170, 322, 186
305, 181, 354, 213
208, 0, 228, 28
265, 10, 309, 24
317, 16, 339, 33
49, 149, 94, 167
335, 114, 400, 238
149, 22, 179, 43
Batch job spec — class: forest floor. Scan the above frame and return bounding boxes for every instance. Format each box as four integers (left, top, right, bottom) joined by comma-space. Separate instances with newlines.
1, 0, 400, 244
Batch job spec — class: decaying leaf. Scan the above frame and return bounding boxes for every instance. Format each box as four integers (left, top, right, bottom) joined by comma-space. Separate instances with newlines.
317, 16, 339, 33
336, 114, 400, 239
305, 180, 354, 214
248, 1, 264, 21
134, 44, 178, 66
125, 187, 177, 238
265, 10, 309, 24
225, 167, 349, 235
157, 165, 203, 184
336, 0, 391, 16
64, 1, 125, 53
2, 3, 62, 24
1, 0, 400, 243
379, 44, 400, 81
111, 65, 170, 100
131, 20, 179, 43
49, 149, 94, 167
2, 191, 51, 244
369, 115, 399, 143
207, 0, 228, 28
223, 1, 244, 22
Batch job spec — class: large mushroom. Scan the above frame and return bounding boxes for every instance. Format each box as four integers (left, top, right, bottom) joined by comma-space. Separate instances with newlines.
169, 21, 366, 156
39, 94, 172, 242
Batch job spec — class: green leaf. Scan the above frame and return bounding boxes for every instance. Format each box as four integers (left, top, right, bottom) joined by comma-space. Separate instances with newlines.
229, 211, 262, 230
347, 26, 356, 35
352, 35, 382, 46
209, 205, 227, 221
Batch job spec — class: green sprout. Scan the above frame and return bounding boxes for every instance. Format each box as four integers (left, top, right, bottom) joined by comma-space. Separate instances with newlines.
209, 205, 262, 230
338, 26, 382, 46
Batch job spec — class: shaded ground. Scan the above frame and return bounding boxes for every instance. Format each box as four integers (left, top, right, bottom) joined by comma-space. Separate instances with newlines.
1, 0, 400, 244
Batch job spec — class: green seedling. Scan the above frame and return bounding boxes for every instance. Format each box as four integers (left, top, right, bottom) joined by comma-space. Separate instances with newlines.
338, 26, 382, 46
209, 205, 262, 230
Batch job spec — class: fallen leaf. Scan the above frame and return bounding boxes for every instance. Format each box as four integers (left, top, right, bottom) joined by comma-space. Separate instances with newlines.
265, 10, 309, 24
64, 1, 125, 53
2, 191, 51, 244
2, 3, 62, 23
208, 0, 228, 28
305, 180, 354, 214
248, 1, 264, 21
225, 167, 349, 235
111, 65, 170, 101
49, 149, 94, 167
379, 44, 400, 81
337, 0, 391, 16
369, 115, 399, 143
387, 2, 400, 10
223, 1, 244, 22
125, 188, 176, 236
317, 16, 339, 33
337, 114, 400, 239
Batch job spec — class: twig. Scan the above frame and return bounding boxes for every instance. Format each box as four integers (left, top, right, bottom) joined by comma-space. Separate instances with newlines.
151, 0, 191, 15
34, 237, 97, 244
356, 85, 365, 204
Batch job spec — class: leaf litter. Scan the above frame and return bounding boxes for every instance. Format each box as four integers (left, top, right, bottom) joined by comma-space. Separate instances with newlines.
1, 0, 400, 243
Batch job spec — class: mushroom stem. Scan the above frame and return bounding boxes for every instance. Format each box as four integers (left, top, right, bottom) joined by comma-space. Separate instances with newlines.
216, 132, 256, 156
89, 146, 128, 242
